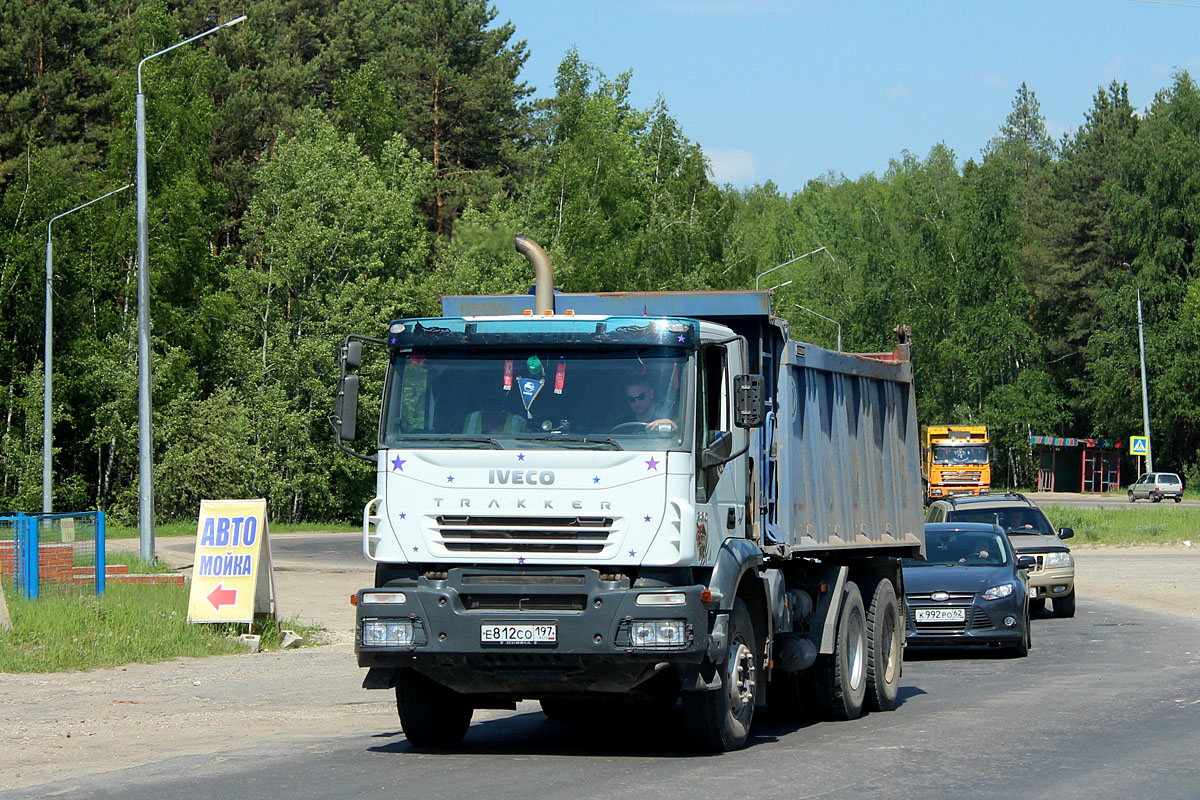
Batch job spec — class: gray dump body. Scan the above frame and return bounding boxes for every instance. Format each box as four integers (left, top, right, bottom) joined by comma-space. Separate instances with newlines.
442, 289, 924, 561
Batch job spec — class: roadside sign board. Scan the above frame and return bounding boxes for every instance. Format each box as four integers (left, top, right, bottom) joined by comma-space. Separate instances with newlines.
187, 499, 276, 624
1130, 436, 1149, 457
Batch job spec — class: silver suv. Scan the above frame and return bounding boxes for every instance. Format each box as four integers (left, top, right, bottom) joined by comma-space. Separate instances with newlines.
925, 493, 1075, 618
1128, 472, 1183, 503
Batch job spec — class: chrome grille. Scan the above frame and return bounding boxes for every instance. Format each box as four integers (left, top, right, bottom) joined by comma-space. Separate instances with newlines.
434, 515, 616, 555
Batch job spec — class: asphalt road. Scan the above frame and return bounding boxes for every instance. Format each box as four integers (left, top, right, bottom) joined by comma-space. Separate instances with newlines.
14, 599, 1200, 800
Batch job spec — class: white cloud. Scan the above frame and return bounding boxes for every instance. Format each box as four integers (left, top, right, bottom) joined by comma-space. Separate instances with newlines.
887, 83, 910, 101
704, 147, 758, 185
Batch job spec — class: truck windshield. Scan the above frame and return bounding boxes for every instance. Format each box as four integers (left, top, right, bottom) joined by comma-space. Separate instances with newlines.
932, 444, 988, 465
380, 347, 689, 450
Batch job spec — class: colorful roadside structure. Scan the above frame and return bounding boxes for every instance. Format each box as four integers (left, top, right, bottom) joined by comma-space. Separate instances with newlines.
1030, 435, 1124, 493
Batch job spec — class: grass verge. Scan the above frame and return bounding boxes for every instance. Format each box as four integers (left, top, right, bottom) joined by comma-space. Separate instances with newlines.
1042, 504, 1200, 546
0, 579, 322, 673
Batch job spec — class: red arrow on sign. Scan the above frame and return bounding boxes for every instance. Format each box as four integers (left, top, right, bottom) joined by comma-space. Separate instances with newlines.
206, 582, 238, 611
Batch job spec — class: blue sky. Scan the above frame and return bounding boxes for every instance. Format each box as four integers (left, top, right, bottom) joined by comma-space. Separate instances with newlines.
496, 0, 1200, 194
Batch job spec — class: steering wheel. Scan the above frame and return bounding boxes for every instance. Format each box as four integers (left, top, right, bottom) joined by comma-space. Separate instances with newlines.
612, 421, 651, 434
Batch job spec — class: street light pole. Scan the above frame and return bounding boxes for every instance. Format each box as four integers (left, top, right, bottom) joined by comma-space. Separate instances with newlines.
754, 246, 829, 290
795, 304, 842, 352
1136, 288, 1153, 472
44, 183, 133, 514
135, 13, 246, 562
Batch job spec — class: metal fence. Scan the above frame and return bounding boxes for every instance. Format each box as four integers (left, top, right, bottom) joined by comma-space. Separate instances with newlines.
0, 511, 106, 599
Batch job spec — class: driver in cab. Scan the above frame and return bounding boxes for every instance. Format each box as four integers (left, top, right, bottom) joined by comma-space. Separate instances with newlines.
623, 378, 676, 433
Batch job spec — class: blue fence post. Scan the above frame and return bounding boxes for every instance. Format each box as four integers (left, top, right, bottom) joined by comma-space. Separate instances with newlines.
95, 510, 106, 596
29, 513, 39, 600
17, 512, 38, 600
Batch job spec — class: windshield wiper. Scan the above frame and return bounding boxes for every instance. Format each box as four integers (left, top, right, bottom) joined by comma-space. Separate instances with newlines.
514, 434, 623, 450
1005, 529, 1046, 535
396, 434, 503, 449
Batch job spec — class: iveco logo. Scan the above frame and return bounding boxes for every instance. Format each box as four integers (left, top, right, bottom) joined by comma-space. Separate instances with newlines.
488, 469, 555, 486
931, 591, 950, 602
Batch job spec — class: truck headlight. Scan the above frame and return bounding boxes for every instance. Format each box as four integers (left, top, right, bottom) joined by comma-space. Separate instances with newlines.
361, 619, 416, 646
1043, 552, 1073, 568
982, 582, 1014, 601
616, 619, 689, 650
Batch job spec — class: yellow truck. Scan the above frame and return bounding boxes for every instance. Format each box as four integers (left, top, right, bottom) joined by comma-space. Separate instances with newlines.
921, 425, 991, 505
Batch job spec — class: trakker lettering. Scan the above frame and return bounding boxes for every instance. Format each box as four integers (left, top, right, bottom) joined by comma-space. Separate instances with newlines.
431, 497, 613, 510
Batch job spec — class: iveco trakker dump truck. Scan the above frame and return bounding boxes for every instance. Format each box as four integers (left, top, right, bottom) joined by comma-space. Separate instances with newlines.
332, 237, 924, 751
920, 425, 991, 505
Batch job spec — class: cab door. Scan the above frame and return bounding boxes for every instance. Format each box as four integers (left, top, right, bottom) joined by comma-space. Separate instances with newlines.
693, 341, 749, 562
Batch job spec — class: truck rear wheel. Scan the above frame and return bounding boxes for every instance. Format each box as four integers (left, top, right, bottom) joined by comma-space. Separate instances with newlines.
864, 579, 901, 712
396, 669, 473, 748
811, 581, 867, 721
682, 598, 757, 751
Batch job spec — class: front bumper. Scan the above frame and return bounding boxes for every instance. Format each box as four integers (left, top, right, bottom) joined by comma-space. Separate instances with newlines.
355, 566, 714, 695
905, 595, 1026, 648
1025, 565, 1074, 600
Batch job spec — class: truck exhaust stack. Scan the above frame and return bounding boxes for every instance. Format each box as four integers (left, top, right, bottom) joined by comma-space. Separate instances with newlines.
515, 235, 555, 314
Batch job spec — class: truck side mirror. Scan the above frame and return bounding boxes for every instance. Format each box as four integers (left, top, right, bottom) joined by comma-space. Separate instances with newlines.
700, 431, 735, 469
343, 341, 362, 373
1058, 527, 1074, 540
335, 375, 360, 441
734, 374, 765, 428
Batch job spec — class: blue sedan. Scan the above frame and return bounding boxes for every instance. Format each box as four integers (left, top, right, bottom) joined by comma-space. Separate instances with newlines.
903, 522, 1034, 657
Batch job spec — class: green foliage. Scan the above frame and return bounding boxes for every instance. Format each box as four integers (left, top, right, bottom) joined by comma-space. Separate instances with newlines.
3, 6, 1200, 522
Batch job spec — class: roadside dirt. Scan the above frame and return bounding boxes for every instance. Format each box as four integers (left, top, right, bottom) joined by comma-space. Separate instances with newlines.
1, 541, 1196, 793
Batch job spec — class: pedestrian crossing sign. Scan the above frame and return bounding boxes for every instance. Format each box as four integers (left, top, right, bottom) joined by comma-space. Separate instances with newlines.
1130, 436, 1148, 456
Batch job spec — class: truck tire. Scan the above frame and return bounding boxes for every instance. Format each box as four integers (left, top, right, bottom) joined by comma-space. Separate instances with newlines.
396, 669, 473, 748
1052, 590, 1076, 618
682, 598, 757, 751
811, 581, 867, 721
864, 579, 901, 712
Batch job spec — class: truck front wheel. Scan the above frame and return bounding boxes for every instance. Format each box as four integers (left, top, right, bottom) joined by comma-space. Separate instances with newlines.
396, 669, 473, 748
811, 581, 867, 721
682, 598, 757, 751
864, 579, 901, 712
